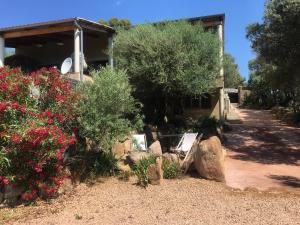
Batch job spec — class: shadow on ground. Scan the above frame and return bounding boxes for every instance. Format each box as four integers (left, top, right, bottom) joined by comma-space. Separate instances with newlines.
269, 175, 300, 188
226, 125, 300, 165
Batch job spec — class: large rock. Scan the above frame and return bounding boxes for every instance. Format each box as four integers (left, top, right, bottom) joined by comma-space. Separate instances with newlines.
126, 151, 150, 166
117, 161, 132, 173
112, 138, 133, 158
193, 136, 225, 182
148, 140, 162, 156
162, 153, 180, 163
147, 157, 163, 185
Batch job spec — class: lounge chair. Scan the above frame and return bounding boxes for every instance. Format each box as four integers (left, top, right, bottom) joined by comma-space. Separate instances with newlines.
132, 134, 147, 151
173, 133, 198, 155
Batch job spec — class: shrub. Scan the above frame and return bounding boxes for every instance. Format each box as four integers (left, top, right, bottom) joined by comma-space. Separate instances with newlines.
74, 151, 119, 180
0, 67, 79, 201
133, 156, 156, 187
162, 160, 181, 179
292, 112, 300, 125
77, 67, 143, 151
188, 116, 221, 138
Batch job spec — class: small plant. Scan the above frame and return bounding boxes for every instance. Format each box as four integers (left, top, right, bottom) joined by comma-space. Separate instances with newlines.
133, 156, 156, 187
162, 159, 181, 179
75, 214, 82, 220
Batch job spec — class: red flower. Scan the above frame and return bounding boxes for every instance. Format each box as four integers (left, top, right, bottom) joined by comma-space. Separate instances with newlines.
11, 133, 21, 144
47, 119, 53, 124
34, 164, 43, 173
2, 177, 10, 185
55, 114, 65, 123
19, 106, 26, 113
0, 82, 8, 91
44, 110, 52, 118
11, 102, 19, 109
0, 102, 7, 112
69, 136, 77, 145
55, 150, 63, 160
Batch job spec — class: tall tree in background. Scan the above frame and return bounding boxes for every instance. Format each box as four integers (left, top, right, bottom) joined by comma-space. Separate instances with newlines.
99, 17, 131, 29
223, 53, 244, 88
246, 0, 300, 111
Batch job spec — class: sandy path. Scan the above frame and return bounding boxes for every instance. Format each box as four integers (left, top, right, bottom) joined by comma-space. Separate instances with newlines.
225, 108, 300, 192
2, 177, 300, 225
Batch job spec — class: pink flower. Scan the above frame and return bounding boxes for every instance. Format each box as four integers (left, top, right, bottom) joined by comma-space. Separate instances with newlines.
47, 119, 53, 124
2, 177, 10, 185
69, 136, 77, 145
11, 133, 21, 144
44, 110, 52, 118
34, 164, 42, 173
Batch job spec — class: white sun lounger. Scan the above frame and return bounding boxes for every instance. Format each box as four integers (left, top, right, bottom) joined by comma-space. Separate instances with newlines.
174, 133, 198, 153
132, 134, 147, 151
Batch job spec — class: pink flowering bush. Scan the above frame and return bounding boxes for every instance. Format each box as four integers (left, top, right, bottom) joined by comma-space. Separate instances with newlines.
0, 67, 80, 201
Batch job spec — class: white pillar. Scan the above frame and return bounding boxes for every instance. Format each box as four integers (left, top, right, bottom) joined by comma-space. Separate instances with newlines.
218, 23, 225, 121
219, 88, 225, 120
74, 28, 80, 74
0, 36, 5, 67
108, 37, 114, 69
218, 23, 224, 78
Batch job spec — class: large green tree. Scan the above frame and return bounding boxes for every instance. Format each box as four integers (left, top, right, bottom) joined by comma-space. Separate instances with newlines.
113, 21, 221, 122
246, 0, 300, 111
223, 53, 245, 88
99, 17, 131, 29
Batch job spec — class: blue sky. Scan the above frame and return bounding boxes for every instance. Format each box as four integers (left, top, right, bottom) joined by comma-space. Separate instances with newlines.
0, 0, 265, 79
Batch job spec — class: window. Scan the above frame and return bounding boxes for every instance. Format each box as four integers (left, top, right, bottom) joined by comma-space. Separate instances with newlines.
184, 93, 212, 109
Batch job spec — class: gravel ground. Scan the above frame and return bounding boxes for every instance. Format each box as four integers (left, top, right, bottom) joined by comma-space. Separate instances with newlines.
1, 177, 300, 225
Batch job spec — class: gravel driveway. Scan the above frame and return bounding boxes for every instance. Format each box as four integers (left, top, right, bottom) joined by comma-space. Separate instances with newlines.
2, 177, 300, 225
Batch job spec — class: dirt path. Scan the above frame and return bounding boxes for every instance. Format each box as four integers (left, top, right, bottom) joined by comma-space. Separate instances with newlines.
2, 178, 300, 225
225, 108, 300, 192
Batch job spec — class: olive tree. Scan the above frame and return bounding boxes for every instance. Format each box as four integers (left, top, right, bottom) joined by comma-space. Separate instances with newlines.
77, 67, 143, 150
113, 21, 221, 121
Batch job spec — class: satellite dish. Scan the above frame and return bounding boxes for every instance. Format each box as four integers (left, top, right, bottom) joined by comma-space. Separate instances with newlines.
61, 57, 72, 75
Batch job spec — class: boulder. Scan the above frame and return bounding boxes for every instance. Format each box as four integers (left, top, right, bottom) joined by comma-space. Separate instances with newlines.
193, 136, 225, 182
162, 153, 180, 163
126, 151, 150, 166
112, 139, 132, 158
117, 161, 132, 173
148, 140, 162, 156
147, 157, 163, 185
181, 141, 199, 174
